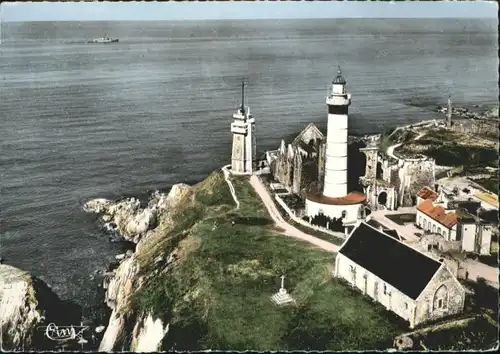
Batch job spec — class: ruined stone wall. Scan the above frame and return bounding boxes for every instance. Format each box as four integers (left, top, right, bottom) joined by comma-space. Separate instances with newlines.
360, 148, 378, 180
414, 265, 465, 327
395, 158, 435, 207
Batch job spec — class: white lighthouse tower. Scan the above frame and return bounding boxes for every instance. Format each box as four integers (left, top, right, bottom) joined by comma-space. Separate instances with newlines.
305, 67, 366, 229
230, 81, 256, 174
324, 66, 351, 198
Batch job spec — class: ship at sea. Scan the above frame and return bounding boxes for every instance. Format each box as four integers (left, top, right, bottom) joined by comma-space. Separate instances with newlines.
87, 36, 119, 44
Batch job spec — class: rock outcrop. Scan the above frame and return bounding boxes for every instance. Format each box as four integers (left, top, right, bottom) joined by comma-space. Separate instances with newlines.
84, 183, 190, 243
0, 264, 81, 351
94, 183, 191, 352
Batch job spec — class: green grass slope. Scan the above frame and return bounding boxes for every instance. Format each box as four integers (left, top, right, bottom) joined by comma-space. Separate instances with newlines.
129, 171, 404, 350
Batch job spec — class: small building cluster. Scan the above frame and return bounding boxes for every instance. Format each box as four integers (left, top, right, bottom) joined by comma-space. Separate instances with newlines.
226, 71, 495, 332
415, 185, 494, 255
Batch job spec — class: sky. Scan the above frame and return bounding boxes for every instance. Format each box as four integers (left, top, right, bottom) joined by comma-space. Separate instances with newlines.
0, 1, 497, 22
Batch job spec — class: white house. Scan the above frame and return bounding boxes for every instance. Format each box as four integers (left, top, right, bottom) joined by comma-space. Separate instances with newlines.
416, 199, 493, 255
416, 199, 458, 241
334, 222, 465, 329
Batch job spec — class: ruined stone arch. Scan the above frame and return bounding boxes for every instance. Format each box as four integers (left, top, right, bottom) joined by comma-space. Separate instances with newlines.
378, 191, 388, 206
433, 284, 449, 311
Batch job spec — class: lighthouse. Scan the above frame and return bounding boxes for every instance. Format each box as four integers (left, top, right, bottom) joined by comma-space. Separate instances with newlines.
305, 67, 366, 229
324, 66, 351, 198
230, 81, 256, 174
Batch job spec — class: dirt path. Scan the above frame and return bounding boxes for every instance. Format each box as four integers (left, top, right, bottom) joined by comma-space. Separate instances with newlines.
462, 258, 499, 289
387, 132, 426, 160
249, 175, 340, 253
222, 165, 240, 210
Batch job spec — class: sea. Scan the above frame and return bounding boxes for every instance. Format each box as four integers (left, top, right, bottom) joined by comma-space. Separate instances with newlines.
0, 19, 498, 318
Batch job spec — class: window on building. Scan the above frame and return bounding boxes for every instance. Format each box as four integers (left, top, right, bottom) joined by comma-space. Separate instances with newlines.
341, 210, 347, 219
405, 302, 408, 310
418, 215, 422, 224
432, 224, 436, 233
437, 298, 444, 309
434, 285, 448, 311
423, 219, 427, 229
437, 227, 441, 234
383, 284, 387, 295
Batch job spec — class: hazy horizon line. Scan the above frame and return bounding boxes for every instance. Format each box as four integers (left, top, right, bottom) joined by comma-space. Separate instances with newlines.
2, 17, 496, 23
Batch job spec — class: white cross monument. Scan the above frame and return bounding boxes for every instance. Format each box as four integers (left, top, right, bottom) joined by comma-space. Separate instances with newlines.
271, 274, 295, 306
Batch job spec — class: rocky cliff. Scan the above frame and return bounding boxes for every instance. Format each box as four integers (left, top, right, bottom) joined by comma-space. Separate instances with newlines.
0, 264, 81, 351
85, 176, 214, 351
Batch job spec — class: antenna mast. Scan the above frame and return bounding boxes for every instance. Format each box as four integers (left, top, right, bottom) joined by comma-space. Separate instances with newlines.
241, 80, 245, 115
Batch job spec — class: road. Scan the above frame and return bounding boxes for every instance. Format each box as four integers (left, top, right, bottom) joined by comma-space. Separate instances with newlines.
249, 175, 340, 253
462, 258, 499, 288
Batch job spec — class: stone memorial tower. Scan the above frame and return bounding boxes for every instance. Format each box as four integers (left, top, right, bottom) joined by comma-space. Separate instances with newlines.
230, 81, 256, 174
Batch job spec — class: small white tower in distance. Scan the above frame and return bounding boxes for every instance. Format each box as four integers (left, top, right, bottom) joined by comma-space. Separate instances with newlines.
323, 66, 351, 198
230, 81, 256, 174
447, 95, 452, 128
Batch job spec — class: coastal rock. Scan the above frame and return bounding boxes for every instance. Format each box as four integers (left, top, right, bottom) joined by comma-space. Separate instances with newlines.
99, 257, 141, 352
95, 325, 106, 334
0, 264, 43, 350
85, 184, 191, 244
96, 182, 196, 352
132, 314, 170, 352
84, 198, 112, 214
0, 265, 81, 351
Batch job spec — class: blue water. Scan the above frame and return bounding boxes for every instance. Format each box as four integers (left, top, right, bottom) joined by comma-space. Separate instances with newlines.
0, 19, 498, 308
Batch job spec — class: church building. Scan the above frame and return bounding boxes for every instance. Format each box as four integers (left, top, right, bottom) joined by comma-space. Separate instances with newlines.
335, 222, 466, 328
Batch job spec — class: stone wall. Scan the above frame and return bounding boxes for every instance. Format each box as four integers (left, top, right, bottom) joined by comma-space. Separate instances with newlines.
275, 194, 347, 239
414, 265, 465, 327
380, 156, 435, 207
334, 254, 416, 327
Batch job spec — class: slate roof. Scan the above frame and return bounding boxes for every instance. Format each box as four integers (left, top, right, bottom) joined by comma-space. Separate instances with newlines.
417, 199, 458, 229
383, 229, 402, 241
339, 222, 442, 300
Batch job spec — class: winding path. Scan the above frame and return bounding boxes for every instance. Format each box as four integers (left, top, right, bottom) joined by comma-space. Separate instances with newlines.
222, 165, 240, 210
386, 132, 426, 160
249, 175, 340, 253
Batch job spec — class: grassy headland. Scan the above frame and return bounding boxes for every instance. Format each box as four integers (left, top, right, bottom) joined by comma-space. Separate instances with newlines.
127, 171, 405, 350
396, 128, 498, 167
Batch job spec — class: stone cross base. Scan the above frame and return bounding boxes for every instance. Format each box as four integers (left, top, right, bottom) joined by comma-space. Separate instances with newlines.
271, 288, 295, 306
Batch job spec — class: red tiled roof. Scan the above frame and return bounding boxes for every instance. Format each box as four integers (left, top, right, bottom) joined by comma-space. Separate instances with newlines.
306, 191, 366, 205
417, 199, 458, 229
417, 186, 438, 202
